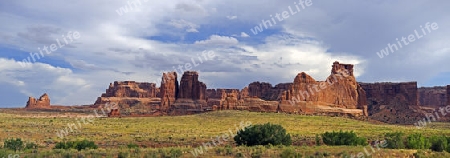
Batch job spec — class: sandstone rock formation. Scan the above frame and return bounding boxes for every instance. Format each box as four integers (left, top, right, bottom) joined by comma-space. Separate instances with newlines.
206, 89, 248, 110
360, 82, 418, 112
86, 61, 450, 123
418, 87, 447, 107
177, 71, 206, 100
248, 82, 272, 99
160, 72, 178, 111
448, 85, 450, 105
171, 71, 208, 114
94, 81, 161, 115
359, 82, 423, 124
108, 109, 120, 117
247, 82, 292, 101
25, 93, 51, 109
281, 61, 368, 117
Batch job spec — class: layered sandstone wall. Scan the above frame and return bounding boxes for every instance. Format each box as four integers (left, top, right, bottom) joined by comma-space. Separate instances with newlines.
247, 82, 292, 101
359, 82, 418, 107
171, 71, 208, 114
25, 93, 51, 109
418, 86, 447, 107
284, 61, 367, 112
359, 82, 422, 124
94, 81, 160, 106
89, 62, 368, 119
177, 71, 206, 100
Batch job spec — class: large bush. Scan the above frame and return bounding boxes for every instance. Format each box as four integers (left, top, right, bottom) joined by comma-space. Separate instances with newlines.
54, 139, 98, 151
321, 130, 367, 146
384, 132, 405, 149
406, 133, 430, 149
234, 123, 292, 146
430, 136, 448, 152
3, 138, 24, 152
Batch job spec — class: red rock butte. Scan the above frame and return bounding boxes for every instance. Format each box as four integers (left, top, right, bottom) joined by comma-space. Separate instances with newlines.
89, 61, 369, 118
25, 93, 51, 109
24, 61, 450, 124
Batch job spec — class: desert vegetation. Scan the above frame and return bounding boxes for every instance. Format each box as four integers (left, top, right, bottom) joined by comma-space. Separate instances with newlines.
2, 110, 450, 157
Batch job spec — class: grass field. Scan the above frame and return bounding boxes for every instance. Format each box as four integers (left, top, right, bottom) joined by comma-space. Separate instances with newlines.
1, 110, 450, 157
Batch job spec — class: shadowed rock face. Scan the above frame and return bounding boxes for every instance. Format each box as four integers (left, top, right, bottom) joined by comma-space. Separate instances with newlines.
247, 82, 292, 101
360, 82, 418, 111
177, 71, 206, 100
448, 85, 450, 105
171, 71, 208, 114
418, 87, 447, 107
25, 93, 51, 109
359, 82, 423, 124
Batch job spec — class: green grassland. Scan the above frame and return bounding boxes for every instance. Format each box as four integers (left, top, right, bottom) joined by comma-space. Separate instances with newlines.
1, 110, 450, 157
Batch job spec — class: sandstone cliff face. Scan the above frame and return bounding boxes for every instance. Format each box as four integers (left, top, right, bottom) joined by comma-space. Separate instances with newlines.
359, 82, 422, 124
247, 82, 292, 101
177, 71, 206, 100
25, 93, 51, 109
171, 71, 208, 114
360, 82, 418, 111
248, 82, 272, 99
90, 62, 369, 119
94, 81, 160, 107
418, 87, 447, 107
160, 72, 178, 111
448, 85, 450, 105
206, 89, 246, 110
283, 61, 367, 116
103, 81, 157, 98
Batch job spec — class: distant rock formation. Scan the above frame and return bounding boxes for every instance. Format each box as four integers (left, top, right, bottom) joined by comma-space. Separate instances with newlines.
281, 61, 368, 117
418, 87, 447, 107
360, 82, 418, 111
248, 82, 292, 101
85, 61, 450, 123
177, 71, 206, 100
204, 62, 368, 118
94, 81, 161, 115
359, 82, 423, 124
160, 72, 178, 111
25, 93, 51, 109
171, 71, 208, 114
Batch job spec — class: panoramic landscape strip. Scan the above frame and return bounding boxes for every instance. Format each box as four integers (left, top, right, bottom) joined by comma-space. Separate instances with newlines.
1, 0, 449, 158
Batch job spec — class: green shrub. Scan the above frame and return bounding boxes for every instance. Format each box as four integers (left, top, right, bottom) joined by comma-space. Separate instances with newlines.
406, 133, 430, 149
54, 139, 98, 151
315, 134, 321, 146
430, 136, 448, 152
234, 123, 292, 146
127, 143, 139, 149
384, 132, 405, 149
25, 142, 38, 150
169, 148, 182, 158
280, 148, 302, 158
118, 151, 129, 158
3, 138, 24, 152
321, 130, 367, 146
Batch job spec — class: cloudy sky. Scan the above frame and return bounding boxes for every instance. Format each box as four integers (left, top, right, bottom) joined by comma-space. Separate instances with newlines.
0, 0, 449, 107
